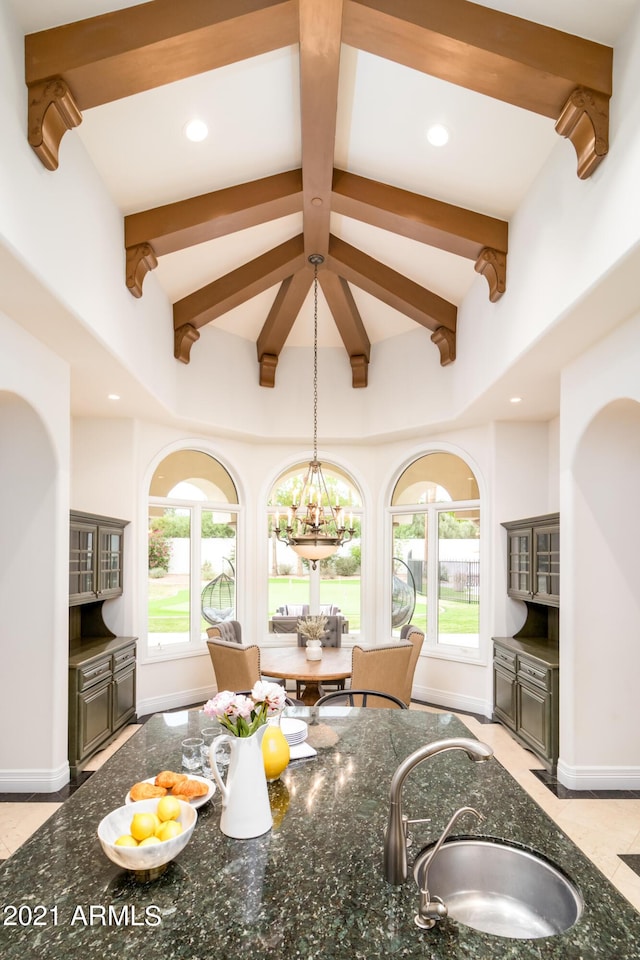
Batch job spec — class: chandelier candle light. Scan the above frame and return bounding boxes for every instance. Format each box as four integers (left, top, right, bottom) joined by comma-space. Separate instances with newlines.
275, 255, 355, 569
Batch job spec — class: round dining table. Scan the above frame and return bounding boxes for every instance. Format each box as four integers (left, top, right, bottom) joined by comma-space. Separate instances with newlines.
261, 646, 352, 704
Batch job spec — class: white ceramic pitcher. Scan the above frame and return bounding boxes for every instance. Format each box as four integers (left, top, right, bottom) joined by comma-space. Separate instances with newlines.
210, 726, 273, 839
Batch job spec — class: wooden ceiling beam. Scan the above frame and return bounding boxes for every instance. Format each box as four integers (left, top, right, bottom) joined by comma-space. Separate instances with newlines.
173, 234, 306, 362
26, 0, 297, 109
125, 169, 304, 297
326, 235, 457, 365
319, 270, 370, 388
332, 168, 508, 300
298, 0, 344, 260
343, 0, 612, 177
257, 269, 314, 386
26, 0, 298, 169
343, 0, 612, 117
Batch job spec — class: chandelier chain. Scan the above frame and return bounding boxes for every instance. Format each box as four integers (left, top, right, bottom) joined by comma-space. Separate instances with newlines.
312, 260, 319, 461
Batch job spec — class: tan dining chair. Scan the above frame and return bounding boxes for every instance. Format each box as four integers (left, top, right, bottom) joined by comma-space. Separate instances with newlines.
206, 637, 261, 693
399, 625, 425, 706
350, 642, 413, 707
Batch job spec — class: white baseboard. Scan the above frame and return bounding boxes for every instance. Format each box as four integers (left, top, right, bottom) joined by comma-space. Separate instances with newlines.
557, 759, 640, 792
411, 682, 492, 719
0, 762, 69, 794
136, 685, 213, 717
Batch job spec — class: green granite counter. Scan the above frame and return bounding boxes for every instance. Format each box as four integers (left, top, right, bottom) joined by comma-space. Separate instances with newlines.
1, 708, 638, 959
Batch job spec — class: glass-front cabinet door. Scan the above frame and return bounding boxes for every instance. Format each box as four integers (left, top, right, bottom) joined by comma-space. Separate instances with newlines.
98, 526, 124, 598
69, 521, 97, 604
533, 524, 559, 605
507, 528, 532, 599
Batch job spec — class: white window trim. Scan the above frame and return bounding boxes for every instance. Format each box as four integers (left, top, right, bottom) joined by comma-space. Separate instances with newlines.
144, 495, 241, 661
389, 497, 483, 663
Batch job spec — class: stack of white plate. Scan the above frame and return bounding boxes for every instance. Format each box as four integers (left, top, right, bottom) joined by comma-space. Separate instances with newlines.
281, 717, 308, 746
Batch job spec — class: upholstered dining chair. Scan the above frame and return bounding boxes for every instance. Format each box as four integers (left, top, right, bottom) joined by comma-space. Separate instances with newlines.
315, 689, 408, 709
207, 622, 286, 691
349, 642, 413, 707
206, 620, 243, 644
206, 637, 261, 693
398, 624, 425, 706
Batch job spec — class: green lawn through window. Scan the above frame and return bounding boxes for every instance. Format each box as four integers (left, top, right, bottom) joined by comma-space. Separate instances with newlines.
148, 576, 477, 636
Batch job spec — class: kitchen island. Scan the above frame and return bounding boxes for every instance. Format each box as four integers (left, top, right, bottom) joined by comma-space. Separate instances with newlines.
1, 707, 638, 959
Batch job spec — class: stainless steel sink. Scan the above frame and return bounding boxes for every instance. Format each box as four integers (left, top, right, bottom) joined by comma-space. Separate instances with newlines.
413, 837, 583, 939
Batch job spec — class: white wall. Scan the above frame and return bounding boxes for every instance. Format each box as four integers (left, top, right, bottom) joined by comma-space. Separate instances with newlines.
560, 311, 640, 789
0, 312, 70, 791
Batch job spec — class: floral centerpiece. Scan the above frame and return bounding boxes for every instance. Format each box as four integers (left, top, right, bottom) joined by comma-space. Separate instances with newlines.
203, 681, 286, 737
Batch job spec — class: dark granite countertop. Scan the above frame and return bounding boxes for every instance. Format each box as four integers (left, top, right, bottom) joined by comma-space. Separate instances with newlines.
1, 708, 638, 959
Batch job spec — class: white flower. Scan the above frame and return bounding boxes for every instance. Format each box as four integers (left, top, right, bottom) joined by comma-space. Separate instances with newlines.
251, 680, 286, 713
204, 683, 287, 736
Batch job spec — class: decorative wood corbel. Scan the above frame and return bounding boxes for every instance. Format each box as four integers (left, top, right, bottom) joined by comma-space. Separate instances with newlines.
350, 354, 368, 388
259, 354, 279, 388
474, 247, 507, 302
431, 327, 456, 366
27, 78, 82, 171
555, 86, 609, 180
126, 243, 158, 298
174, 323, 200, 364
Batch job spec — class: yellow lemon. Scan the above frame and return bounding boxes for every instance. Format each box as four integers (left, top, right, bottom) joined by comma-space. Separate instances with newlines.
156, 795, 181, 822
156, 820, 183, 842
138, 835, 162, 846
130, 811, 157, 841
149, 812, 162, 833
114, 834, 138, 847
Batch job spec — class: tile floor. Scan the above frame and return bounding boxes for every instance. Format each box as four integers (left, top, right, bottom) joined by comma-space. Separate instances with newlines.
1, 708, 639, 914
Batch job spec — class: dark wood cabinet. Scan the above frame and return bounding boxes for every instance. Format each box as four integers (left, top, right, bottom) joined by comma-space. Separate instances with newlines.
68, 510, 135, 775
68, 637, 137, 776
69, 511, 127, 606
503, 514, 559, 607
493, 637, 559, 772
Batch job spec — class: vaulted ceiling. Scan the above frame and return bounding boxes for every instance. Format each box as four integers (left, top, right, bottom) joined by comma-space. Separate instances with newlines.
23, 0, 616, 388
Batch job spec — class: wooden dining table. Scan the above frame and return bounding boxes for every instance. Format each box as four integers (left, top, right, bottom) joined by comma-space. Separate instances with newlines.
261, 646, 352, 705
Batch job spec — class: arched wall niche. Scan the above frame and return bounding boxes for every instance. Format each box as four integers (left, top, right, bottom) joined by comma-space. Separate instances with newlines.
0, 391, 64, 784
570, 398, 640, 772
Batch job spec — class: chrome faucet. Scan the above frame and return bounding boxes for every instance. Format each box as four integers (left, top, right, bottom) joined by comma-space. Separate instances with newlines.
383, 737, 493, 884
414, 806, 485, 929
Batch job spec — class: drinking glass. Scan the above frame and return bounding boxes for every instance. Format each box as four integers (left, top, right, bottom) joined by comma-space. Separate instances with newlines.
181, 736, 204, 772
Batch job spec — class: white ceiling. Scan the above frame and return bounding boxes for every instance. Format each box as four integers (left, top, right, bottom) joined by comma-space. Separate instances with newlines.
9, 0, 639, 420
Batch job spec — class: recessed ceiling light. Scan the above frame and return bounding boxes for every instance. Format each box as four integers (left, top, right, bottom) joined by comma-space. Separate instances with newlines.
108, 394, 120, 401
184, 119, 208, 142
426, 123, 449, 147
510, 396, 522, 404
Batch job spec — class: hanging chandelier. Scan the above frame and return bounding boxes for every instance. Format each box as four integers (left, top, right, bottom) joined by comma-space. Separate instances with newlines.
274, 254, 355, 569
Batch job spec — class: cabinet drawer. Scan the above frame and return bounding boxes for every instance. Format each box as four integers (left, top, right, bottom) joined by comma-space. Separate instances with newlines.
493, 646, 516, 673
77, 658, 112, 690
113, 645, 136, 674
517, 658, 550, 691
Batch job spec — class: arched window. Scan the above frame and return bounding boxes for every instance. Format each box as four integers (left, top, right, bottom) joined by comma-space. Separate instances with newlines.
148, 451, 239, 652
267, 461, 362, 637
390, 453, 480, 654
